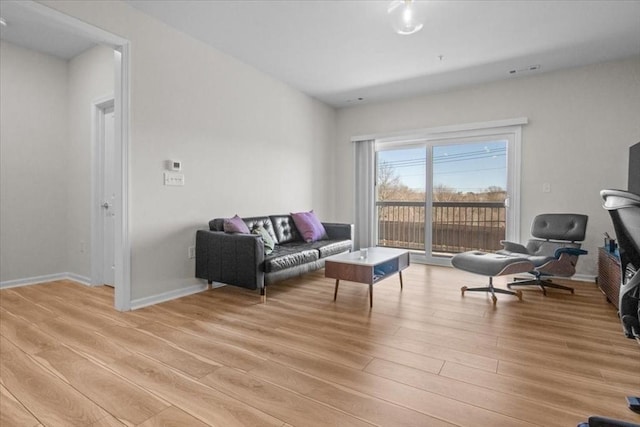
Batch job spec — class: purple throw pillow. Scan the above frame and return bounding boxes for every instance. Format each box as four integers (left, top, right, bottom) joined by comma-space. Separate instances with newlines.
291, 210, 327, 242
223, 215, 250, 234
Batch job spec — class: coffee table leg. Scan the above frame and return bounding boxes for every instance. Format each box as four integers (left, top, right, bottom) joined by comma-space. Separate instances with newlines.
333, 279, 340, 301
399, 271, 404, 290
369, 284, 373, 308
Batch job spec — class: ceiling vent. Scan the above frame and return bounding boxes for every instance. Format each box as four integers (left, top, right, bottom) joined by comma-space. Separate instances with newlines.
509, 65, 541, 75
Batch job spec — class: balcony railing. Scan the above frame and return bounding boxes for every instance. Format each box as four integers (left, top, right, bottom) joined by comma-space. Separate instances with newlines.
376, 200, 506, 254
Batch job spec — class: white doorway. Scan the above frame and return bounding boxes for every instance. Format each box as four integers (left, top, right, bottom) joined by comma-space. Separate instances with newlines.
13, 1, 131, 310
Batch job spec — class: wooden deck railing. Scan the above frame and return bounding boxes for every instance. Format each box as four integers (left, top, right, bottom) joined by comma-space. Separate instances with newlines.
376, 201, 506, 254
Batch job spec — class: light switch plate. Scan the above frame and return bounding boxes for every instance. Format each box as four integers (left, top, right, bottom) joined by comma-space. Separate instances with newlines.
164, 172, 184, 186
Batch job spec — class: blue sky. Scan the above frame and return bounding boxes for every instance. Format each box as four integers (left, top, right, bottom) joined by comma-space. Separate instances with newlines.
377, 140, 507, 193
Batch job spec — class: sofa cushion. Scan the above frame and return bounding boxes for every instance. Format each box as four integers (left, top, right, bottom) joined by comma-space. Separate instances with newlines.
264, 242, 320, 273
243, 216, 278, 244
223, 215, 250, 234
270, 215, 301, 244
291, 210, 328, 242
308, 239, 353, 258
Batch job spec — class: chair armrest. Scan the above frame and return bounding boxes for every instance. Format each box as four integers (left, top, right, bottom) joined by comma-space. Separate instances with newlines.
500, 240, 529, 254
323, 222, 354, 243
195, 230, 264, 290
554, 247, 588, 258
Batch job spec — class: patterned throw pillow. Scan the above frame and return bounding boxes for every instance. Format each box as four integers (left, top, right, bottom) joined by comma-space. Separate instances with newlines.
252, 226, 275, 254
291, 210, 328, 242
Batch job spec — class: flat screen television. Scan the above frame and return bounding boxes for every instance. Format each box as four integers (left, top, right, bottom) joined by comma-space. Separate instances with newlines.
630, 142, 640, 196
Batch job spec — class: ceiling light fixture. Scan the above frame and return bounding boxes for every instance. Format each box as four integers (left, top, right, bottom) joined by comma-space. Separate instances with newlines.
388, 0, 423, 35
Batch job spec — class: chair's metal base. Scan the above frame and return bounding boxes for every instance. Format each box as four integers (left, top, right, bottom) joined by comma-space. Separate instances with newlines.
461, 277, 523, 305
507, 276, 574, 296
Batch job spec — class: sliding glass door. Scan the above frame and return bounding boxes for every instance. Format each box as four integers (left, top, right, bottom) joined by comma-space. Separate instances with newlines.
375, 132, 517, 265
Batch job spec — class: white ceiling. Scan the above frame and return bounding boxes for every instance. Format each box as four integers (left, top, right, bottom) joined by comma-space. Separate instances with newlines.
125, 0, 640, 108
0, 1, 97, 60
2, 1, 639, 108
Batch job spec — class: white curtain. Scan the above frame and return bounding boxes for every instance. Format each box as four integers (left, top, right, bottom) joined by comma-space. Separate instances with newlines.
354, 139, 375, 249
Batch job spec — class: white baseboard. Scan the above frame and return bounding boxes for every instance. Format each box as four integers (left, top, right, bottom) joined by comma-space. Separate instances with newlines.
66, 273, 92, 286
129, 282, 212, 310
0, 272, 92, 289
1, 274, 226, 311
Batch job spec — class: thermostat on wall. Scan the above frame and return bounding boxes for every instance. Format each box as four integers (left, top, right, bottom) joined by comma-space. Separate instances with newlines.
166, 160, 182, 171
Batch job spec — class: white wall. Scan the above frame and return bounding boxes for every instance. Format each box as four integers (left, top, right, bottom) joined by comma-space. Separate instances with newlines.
67, 45, 115, 279
42, 1, 337, 302
0, 41, 114, 286
335, 57, 640, 277
0, 41, 69, 283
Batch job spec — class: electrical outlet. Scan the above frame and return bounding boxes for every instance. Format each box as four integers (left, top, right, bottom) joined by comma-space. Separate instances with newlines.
542, 183, 551, 193
188, 246, 196, 259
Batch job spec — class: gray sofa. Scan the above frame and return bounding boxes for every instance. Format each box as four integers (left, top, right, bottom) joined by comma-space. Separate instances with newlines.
195, 214, 353, 298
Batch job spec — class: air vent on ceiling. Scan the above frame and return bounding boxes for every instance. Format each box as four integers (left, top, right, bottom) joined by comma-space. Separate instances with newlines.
509, 64, 541, 75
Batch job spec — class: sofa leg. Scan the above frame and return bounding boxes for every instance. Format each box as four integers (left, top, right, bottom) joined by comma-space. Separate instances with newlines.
260, 286, 266, 303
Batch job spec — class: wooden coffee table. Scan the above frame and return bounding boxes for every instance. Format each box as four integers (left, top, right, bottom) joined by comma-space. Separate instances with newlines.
325, 247, 410, 307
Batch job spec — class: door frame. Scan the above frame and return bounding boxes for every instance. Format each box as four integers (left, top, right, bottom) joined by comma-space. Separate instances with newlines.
20, 1, 132, 310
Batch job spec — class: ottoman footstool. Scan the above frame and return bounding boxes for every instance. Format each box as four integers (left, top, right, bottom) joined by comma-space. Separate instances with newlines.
451, 251, 535, 304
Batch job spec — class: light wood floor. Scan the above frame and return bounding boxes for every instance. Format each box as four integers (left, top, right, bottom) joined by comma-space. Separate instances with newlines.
1, 265, 639, 427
